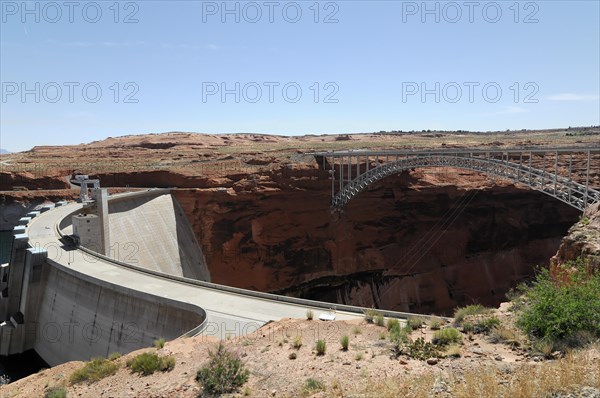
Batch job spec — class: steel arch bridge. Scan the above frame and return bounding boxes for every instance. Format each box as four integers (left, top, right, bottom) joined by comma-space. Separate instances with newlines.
309, 147, 600, 211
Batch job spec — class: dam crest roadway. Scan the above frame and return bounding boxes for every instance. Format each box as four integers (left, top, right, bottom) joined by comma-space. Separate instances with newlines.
0, 189, 415, 366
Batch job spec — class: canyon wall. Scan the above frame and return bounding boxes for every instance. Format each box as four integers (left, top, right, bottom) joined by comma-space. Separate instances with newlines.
552, 202, 600, 267
172, 163, 580, 315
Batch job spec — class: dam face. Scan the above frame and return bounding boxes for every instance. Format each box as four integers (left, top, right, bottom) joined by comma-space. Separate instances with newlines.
0, 191, 208, 366
106, 193, 210, 280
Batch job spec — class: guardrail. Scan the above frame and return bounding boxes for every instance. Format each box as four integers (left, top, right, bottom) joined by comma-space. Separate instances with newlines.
51, 193, 451, 331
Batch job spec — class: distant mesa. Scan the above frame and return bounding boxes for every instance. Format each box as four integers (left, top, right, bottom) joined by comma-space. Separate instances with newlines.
0, 148, 11, 155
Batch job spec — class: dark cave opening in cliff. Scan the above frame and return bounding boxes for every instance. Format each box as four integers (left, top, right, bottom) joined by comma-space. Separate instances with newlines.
180, 167, 582, 317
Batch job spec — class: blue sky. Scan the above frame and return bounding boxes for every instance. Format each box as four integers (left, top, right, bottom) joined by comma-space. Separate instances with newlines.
1, 0, 599, 151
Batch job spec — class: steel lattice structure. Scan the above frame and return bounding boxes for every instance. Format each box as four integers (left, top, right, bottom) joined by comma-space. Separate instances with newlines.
309, 147, 600, 211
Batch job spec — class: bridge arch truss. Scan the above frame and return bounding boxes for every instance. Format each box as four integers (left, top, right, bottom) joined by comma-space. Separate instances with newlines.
310, 147, 600, 211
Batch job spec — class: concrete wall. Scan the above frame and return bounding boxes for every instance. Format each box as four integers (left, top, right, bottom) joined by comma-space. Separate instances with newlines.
0, 193, 208, 366
33, 259, 205, 365
107, 192, 210, 281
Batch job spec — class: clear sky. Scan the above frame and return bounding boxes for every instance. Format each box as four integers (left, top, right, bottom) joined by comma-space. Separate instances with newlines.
1, 0, 599, 151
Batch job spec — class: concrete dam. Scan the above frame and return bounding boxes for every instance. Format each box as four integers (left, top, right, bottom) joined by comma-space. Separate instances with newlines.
0, 189, 390, 366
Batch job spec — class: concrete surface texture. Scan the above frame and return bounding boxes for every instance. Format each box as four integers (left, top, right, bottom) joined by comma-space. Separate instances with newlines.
7, 192, 367, 366
3, 191, 425, 367
107, 192, 210, 281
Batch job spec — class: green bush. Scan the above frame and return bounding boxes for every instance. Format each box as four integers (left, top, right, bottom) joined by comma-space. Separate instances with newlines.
406, 316, 424, 330
291, 335, 302, 349
364, 308, 381, 323
517, 260, 600, 343
462, 321, 474, 333
429, 319, 443, 330
374, 314, 385, 327
108, 352, 122, 361
389, 325, 410, 357
454, 304, 492, 325
127, 352, 175, 376
340, 335, 349, 351
159, 355, 176, 372
315, 339, 326, 355
154, 338, 166, 349
301, 378, 325, 396
386, 318, 400, 332
69, 357, 119, 384
44, 386, 67, 398
196, 343, 249, 395
475, 316, 501, 333
432, 328, 462, 346
401, 337, 440, 360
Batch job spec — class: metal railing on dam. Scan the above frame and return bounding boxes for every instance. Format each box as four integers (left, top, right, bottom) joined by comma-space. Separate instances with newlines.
309, 147, 600, 211
1, 189, 437, 366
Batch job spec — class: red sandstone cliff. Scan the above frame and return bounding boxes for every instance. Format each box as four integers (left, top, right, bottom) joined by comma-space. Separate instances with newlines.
173, 164, 580, 315
1, 131, 596, 315
552, 203, 600, 267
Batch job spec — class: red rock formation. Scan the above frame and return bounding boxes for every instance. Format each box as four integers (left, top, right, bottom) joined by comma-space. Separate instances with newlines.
552, 202, 600, 268
173, 165, 580, 316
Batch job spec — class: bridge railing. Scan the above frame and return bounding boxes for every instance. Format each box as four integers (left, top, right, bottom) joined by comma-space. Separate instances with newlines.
318, 148, 600, 211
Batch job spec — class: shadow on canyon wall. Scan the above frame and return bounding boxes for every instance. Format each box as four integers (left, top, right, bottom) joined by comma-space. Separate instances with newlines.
173, 167, 580, 316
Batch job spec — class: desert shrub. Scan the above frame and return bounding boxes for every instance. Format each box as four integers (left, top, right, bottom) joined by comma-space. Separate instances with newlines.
445, 344, 461, 358
406, 316, 424, 330
44, 386, 67, 398
389, 326, 410, 357
306, 309, 313, 320
374, 314, 385, 327
69, 357, 119, 384
159, 355, 176, 372
315, 339, 326, 355
364, 308, 381, 323
108, 352, 122, 361
127, 352, 175, 376
355, 352, 364, 361
475, 316, 501, 334
533, 338, 556, 358
402, 337, 440, 360
301, 378, 325, 396
432, 328, 462, 346
454, 304, 492, 325
340, 335, 349, 351
352, 326, 362, 335
196, 343, 249, 395
462, 321, 474, 333
517, 259, 600, 343
429, 319, 443, 330
386, 318, 400, 332
291, 335, 302, 349
154, 338, 166, 349
489, 326, 518, 345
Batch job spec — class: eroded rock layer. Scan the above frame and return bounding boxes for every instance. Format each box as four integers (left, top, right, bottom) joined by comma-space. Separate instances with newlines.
173, 167, 580, 315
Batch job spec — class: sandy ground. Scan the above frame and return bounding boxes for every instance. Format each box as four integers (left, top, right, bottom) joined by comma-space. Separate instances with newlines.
2, 302, 597, 398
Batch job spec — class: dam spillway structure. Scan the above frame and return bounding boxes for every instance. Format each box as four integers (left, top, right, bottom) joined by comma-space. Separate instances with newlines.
0, 187, 391, 367
0, 188, 211, 365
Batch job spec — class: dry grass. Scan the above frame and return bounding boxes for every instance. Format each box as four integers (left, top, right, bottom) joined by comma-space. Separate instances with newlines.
455, 352, 599, 397
349, 349, 599, 398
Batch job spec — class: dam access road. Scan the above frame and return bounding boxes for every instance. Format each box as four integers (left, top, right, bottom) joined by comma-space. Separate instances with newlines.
2, 189, 419, 366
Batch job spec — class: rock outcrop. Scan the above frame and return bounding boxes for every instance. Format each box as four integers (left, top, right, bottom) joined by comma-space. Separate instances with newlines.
552, 203, 600, 267
174, 166, 580, 315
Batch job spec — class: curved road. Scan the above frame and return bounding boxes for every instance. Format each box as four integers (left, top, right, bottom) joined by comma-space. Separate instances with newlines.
26, 195, 403, 340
